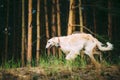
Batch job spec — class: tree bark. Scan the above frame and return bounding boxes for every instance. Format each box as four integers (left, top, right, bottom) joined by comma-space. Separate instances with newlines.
79, 0, 83, 32
56, 0, 61, 57
4, 0, 9, 63
44, 0, 50, 55
93, 7, 97, 35
36, 0, 40, 66
108, 0, 112, 40
12, 0, 16, 59
67, 0, 75, 35
21, 0, 25, 67
83, 0, 87, 28
51, 0, 56, 55
27, 0, 32, 67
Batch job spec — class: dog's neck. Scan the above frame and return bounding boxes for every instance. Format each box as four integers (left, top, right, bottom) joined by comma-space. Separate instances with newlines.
57, 37, 61, 48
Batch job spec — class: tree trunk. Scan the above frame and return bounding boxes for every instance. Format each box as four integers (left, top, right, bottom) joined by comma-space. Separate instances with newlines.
67, 0, 75, 35
21, 0, 25, 67
93, 7, 97, 35
56, 0, 61, 57
72, 1, 76, 32
44, 0, 50, 55
12, 0, 15, 59
51, 0, 56, 55
108, 0, 112, 40
4, 0, 9, 63
79, 0, 83, 32
36, 0, 40, 66
27, 0, 32, 67
83, 0, 87, 28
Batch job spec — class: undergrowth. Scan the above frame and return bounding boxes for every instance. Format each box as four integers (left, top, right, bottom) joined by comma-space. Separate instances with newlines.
0, 52, 119, 70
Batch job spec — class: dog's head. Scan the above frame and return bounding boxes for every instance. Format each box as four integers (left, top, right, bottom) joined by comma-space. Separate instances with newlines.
46, 37, 60, 49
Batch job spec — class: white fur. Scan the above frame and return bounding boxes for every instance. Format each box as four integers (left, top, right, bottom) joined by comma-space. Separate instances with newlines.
46, 33, 113, 68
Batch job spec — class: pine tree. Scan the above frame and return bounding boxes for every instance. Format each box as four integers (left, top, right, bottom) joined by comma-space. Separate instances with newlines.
67, 0, 75, 35
56, 0, 61, 57
21, 0, 25, 67
44, 0, 50, 55
36, 0, 40, 66
27, 0, 32, 67
108, 0, 112, 40
4, 0, 9, 63
79, 0, 83, 32
51, 0, 56, 55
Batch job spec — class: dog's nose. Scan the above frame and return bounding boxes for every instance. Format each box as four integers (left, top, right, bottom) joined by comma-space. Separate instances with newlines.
45, 45, 48, 49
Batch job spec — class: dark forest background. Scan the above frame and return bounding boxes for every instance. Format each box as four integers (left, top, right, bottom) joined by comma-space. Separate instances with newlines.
0, 0, 120, 67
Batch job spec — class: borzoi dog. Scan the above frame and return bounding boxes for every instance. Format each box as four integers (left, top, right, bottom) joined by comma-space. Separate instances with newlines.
46, 33, 113, 68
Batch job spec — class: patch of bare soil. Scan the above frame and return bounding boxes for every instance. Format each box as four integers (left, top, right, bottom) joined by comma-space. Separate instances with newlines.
0, 65, 120, 80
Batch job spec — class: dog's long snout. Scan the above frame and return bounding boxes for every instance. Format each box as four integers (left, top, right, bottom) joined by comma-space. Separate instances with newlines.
46, 43, 51, 49
45, 45, 49, 49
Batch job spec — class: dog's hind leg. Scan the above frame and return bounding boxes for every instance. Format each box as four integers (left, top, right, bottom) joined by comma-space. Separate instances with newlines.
84, 50, 101, 69
84, 43, 101, 69
89, 54, 101, 68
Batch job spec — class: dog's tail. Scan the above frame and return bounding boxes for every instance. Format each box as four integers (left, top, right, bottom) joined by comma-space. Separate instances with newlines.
96, 40, 113, 51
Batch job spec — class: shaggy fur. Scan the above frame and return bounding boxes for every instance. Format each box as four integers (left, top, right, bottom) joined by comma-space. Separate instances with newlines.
46, 33, 113, 68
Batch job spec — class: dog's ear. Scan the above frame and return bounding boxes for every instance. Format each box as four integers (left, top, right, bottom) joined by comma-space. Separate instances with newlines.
56, 43, 61, 48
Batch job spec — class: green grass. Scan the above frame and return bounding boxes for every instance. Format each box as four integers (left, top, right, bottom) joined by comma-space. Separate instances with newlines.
0, 52, 119, 70
1, 58, 21, 69
38, 54, 87, 73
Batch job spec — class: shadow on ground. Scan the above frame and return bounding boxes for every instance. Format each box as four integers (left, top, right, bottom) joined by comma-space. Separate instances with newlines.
0, 65, 120, 80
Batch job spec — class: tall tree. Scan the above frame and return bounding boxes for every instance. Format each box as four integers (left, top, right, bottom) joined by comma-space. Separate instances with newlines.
108, 0, 112, 40
4, 0, 9, 63
16, 1, 21, 60
79, 0, 83, 32
93, 7, 97, 34
12, 0, 16, 58
83, 0, 87, 28
56, 0, 61, 57
56, 0, 61, 37
51, 0, 56, 55
36, 0, 40, 66
21, 0, 25, 67
27, 0, 32, 67
67, 0, 75, 35
44, 0, 50, 55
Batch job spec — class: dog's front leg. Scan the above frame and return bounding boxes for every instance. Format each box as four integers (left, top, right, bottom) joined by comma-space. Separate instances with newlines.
65, 51, 79, 60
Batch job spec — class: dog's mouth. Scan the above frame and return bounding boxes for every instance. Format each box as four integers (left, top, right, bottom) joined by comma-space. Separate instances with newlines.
49, 45, 53, 48
46, 44, 53, 49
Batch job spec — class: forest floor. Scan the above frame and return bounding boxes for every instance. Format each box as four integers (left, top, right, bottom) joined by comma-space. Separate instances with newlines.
0, 65, 120, 80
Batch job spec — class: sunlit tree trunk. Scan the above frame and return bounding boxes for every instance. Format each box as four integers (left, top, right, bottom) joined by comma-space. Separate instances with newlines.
36, 0, 40, 66
4, 0, 9, 63
56, 0, 61, 37
44, 0, 50, 55
72, 1, 76, 32
67, 0, 74, 35
27, 0, 32, 67
21, 0, 25, 67
108, 0, 112, 40
79, 0, 83, 32
51, 0, 56, 55
56, 0, 61, 57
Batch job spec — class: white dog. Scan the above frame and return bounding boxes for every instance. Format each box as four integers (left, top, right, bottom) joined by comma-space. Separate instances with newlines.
46, 33, 113, 68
